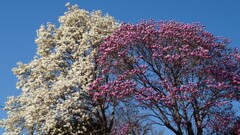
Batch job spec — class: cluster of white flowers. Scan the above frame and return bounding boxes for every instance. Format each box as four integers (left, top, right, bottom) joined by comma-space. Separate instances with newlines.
0, 3, 117, 134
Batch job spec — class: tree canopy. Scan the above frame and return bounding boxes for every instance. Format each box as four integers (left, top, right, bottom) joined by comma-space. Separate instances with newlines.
90, 21, 240, 135
1, 3, 239, 135
0, 3, 118, 135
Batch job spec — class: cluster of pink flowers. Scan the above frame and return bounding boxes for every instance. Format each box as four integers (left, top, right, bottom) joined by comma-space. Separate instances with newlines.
88, 75, 137, 102
111, 123, 131, 135
206, 113, 234, 133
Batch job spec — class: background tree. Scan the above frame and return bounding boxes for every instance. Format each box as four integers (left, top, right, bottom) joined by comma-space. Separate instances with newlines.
0, 3, 119, 135
90, 20, 240, 135
111, 99, 163, 135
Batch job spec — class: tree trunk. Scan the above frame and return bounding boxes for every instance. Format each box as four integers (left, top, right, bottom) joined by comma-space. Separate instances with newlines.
197, 128, 203, 135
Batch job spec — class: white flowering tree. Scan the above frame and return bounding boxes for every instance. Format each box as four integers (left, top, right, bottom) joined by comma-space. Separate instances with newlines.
0, 3, 118, 135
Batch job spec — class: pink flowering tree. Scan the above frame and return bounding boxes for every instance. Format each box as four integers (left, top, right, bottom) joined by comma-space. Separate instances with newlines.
89, 20, 240, 135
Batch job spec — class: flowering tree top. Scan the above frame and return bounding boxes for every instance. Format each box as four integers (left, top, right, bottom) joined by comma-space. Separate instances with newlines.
90, 20, 240, 134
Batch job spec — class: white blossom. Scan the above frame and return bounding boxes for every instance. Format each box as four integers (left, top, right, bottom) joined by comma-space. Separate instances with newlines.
1, 3, 118, 135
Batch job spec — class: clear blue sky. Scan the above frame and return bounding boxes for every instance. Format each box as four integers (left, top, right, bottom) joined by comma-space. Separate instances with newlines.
0, 0, 239, 134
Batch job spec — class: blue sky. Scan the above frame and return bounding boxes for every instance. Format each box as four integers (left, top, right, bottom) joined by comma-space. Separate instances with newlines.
0, 0, 239, 134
